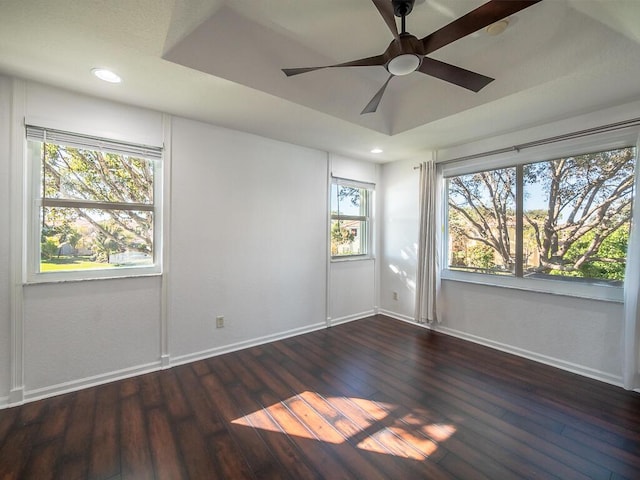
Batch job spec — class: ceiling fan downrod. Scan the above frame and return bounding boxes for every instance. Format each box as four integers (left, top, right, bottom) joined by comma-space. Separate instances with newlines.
392, 0, 415, 34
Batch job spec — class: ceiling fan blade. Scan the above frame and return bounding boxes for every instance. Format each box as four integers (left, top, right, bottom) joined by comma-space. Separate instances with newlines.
418, 57, 494, 92
421, 0, 542, 55
282, 54, 386, 77
371, 0, 400, 42
361, 75, 393, 114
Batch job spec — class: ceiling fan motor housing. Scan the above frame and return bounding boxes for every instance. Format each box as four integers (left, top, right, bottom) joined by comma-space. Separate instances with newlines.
392, 0, 416, 17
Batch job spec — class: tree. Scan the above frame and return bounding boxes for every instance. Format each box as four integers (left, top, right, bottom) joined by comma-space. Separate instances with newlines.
331, 221, 356, 255
448, 168, 515, 269
448, 147, 635, 280
523, 148, 634, 275
42, 143, 153, 257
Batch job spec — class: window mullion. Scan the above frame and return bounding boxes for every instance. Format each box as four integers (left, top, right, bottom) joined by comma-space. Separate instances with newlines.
515, 165, 524, 278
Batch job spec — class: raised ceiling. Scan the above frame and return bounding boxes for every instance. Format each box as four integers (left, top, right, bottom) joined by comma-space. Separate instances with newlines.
0, 0, 640, 162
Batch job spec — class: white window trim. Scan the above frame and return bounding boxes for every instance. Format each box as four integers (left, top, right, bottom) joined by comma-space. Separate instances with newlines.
439, 127, 640, 303
24, 125, 164, 284
330, 176, 375, 262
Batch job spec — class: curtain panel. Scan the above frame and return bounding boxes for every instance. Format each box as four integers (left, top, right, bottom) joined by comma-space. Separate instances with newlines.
415, 160, 441, 324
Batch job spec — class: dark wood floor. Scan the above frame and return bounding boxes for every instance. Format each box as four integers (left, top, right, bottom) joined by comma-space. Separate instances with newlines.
1, 315, 640, 479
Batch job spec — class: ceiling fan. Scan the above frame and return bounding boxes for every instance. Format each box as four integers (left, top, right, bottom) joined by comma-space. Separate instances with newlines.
282, 0, 542, 114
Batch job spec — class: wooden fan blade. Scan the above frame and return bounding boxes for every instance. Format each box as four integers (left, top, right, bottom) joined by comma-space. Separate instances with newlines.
361, 75, 393, 114
418, 57, 494, 92
421, 0, 542, 55
372, 0, 400, 42
283, 54, 386, 77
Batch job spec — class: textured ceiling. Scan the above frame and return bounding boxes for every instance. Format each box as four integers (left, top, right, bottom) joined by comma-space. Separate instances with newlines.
1, 0, 640, 162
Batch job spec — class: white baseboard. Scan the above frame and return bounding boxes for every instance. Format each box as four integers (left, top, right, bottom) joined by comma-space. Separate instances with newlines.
376, 311, 622, 388
377, 309, 417, 324
435, 325, 623, 388
170, 321, 327, 367
161, 354, 171, 369
20, 361, 161, 406
329, 310, 376, 327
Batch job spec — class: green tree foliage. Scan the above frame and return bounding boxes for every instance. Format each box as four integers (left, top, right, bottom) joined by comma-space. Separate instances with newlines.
42, 143, 153, 262
331, 221, 356, 255
523, 148, 634, 276
448, 147, 635, 281
448, 168, 516, 268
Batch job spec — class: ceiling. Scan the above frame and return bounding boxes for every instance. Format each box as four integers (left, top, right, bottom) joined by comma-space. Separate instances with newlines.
1, 0, 640, 162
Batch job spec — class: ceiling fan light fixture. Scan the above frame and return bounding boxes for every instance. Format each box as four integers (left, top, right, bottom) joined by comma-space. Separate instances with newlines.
387, 54, 421, 76
486, 19, 509, 36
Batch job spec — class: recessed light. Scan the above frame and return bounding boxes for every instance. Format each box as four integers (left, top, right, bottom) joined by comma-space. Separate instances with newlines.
371, 148, 383, 154
91, 68, 122, 83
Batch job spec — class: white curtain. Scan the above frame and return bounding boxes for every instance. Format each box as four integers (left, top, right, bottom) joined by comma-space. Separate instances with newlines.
415, 159, 441, 324
623, 146, 640, 390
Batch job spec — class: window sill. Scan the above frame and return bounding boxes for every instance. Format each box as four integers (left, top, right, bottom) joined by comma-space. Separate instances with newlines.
441, 269, 624, 303
24, 269, 162, 285
331, 255, 374, 263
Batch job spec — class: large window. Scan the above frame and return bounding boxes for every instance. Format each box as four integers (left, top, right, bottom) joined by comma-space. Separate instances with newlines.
26, 126, 162, 281
330, 178, 373, 258
446, 145, 636, 291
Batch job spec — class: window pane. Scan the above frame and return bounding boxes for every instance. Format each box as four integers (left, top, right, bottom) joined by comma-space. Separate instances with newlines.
331, 219, 365, 256
40, 206, 153, 272
331, 184, 365, 216
447, 168, 516, 275
40, 142, 153, 204
523, 147, 635, 283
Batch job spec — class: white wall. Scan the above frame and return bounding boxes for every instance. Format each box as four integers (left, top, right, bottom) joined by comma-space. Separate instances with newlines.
379, 157, 420, 321
1, 78, 370, 407
380, 103, 640, 385
328, 155, 379, 323
0, 76, 12, 403
168, 117, 328, 362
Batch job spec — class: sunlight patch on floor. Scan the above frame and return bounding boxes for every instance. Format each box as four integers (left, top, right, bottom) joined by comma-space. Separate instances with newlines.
231, 391, 456, 460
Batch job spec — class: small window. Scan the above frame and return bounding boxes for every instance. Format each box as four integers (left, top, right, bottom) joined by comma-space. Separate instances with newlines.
446, 146, 636, 287
330, 178, 374, 258
26, 126, 162, 281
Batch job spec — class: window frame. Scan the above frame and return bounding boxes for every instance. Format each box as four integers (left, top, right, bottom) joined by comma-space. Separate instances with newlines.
440, 127, 640, 302
330, 176, 374, 261
25, 126, 163, 283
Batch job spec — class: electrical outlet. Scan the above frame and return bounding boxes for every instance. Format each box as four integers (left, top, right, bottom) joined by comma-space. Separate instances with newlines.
216, 315, 224, 328
392, 291, 399, 301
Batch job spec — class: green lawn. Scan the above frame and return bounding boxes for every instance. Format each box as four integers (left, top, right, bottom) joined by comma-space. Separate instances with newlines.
40, 256, 114, 272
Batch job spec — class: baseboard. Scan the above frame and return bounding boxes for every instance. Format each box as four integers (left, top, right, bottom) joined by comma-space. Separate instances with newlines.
329, 310, 376, 326
161, 354, 171, 369
21, 361, 162, 405
377, 309, 419, 325
436, 325, 623, 388
171, 321, 327, 367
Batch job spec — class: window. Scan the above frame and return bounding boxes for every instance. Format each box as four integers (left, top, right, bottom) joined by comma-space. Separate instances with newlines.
330, 177, 373, 258
445, 145, 636, 294
26, 126, 162, 281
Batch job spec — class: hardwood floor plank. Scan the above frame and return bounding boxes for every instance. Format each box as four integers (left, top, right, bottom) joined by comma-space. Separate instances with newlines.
22, 441, 61, 480
147, 408, 187, 480
199, 371, 288, 478
120, 395, 154, 480
36, 393, 74, 444
159, 369, 191, 420
174, 364, 225, 436
175, 419, 222, 479
0, 423, 40, 480
89, 382, 120, 480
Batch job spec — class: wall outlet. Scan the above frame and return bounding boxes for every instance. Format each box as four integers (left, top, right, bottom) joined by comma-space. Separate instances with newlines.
216, 315, 224, 328
392, 291, 399, 301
